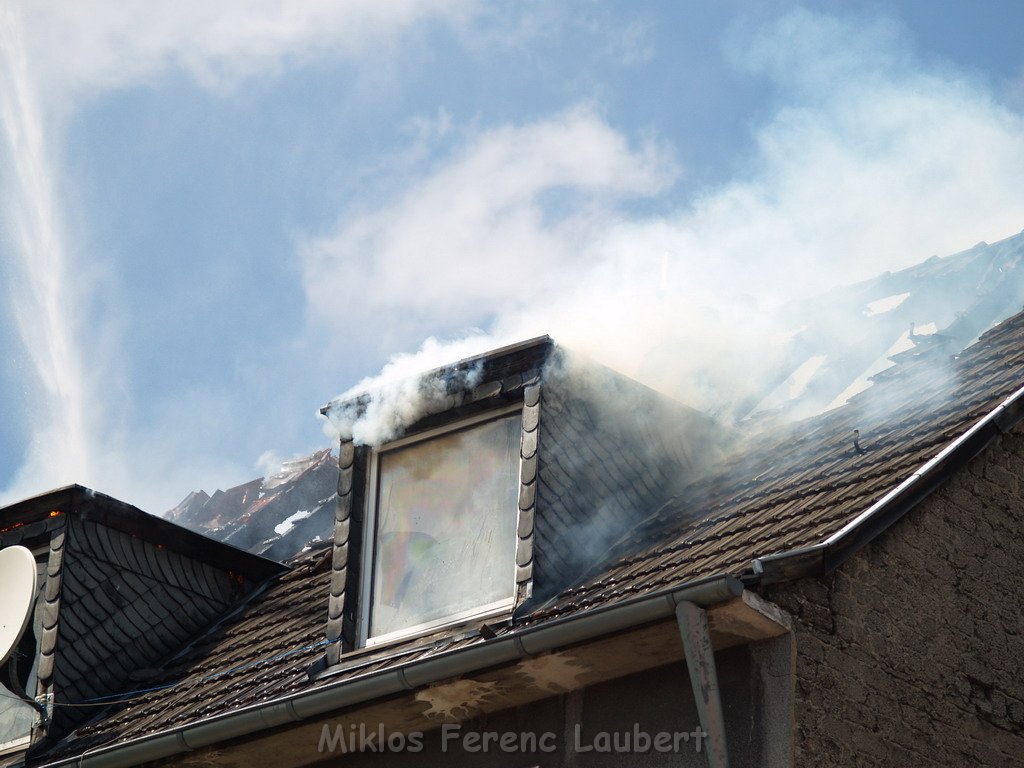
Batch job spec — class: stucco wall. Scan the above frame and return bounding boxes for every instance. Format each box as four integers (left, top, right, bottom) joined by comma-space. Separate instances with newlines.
764, 422, 1024, 766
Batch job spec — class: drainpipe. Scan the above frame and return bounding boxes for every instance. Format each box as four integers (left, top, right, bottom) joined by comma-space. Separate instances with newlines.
676, 601, 730, 768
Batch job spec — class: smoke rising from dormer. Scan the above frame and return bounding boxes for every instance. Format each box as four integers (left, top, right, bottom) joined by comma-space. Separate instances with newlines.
3, 6, 1024, 515
322, 335, 491, 447
307, 10, 1024, 428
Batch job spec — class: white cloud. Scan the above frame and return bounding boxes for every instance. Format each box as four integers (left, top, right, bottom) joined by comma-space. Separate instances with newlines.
302, 103, 677, 328
303, 9, 1024, 413
0, 6, 93, 503
15, 0, 478, 104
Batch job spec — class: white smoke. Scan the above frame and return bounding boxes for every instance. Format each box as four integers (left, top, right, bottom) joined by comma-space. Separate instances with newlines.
323, 334, 500, 446
305, 9, 1024, 418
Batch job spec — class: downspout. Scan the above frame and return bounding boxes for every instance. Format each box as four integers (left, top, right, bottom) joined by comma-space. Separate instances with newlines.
41, 575, 743, 768
664, 379, 1024, 768
676, 601, 730, 768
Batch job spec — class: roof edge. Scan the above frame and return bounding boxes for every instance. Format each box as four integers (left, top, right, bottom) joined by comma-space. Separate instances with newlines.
319, 335, 554, 416
35, 574, 742, 768
1, 485, 288, 583
753, 378, 1024, 584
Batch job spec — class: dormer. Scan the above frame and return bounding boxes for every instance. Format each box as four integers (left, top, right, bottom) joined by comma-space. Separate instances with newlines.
318, 337, 726, 666
0, 486, 285, 760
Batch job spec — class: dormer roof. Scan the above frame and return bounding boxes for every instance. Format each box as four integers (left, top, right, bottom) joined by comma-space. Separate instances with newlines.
0, 486, 285, 747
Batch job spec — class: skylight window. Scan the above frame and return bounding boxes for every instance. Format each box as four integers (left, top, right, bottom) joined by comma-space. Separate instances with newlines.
361, 408, 522, 646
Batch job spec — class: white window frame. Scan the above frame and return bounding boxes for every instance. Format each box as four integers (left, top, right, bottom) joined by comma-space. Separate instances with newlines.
358, 403, 524, 648
0, 736, 31, 758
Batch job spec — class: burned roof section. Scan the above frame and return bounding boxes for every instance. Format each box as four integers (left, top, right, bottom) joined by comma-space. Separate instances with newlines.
532, 307, 1024, 621
166, 450, 339, 561
740, 229, 1024, 421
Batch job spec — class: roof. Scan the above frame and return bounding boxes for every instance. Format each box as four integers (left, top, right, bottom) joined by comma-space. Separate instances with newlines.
0, 486, 284, 585
35, 306, 1024, 764
0, 487, 289, 751
48, 544, 496, 759
531, 308, 1024, 621
165, 449, 339, 561
53, 545, 334, 755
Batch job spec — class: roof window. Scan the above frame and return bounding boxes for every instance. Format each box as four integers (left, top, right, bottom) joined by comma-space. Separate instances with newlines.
360, 407, 522, 646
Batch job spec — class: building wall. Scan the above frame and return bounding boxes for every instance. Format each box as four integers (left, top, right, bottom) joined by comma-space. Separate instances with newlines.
765, 422, 1024, 767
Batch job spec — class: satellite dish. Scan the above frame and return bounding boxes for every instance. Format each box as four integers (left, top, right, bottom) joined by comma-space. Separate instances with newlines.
0, 546, 37, 667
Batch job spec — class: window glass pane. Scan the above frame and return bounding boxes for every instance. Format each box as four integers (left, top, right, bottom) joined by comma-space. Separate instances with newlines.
0, 691, 35, 751
370, 413, 521, 640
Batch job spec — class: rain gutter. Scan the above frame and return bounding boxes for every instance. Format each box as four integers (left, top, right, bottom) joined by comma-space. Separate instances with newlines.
41, 575, 743, 768
753, 380, 1024, 583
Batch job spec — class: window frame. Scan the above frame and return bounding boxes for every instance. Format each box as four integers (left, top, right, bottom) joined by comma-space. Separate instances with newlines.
358, 403, 524, 648
0, 719, 32, 755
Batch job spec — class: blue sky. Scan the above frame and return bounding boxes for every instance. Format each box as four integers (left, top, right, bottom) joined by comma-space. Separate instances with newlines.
2, 1, 1024, 512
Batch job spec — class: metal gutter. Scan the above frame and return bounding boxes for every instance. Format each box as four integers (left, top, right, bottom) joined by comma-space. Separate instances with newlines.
41, 575, 743, 768
754, 380, 1024, 583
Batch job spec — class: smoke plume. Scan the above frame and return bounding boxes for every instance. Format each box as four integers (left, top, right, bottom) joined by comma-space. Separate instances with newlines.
323, 334, 499, 447
308, 9, 1024, 421
4, 4, 1024, 513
